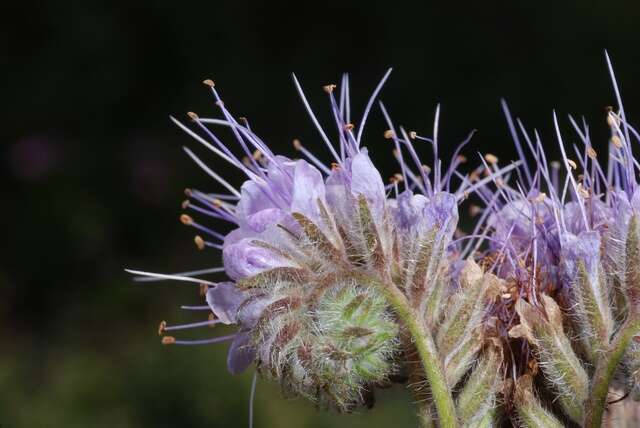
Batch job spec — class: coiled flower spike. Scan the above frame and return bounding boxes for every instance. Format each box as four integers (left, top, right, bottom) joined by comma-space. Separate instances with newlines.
128, 69, 548, 427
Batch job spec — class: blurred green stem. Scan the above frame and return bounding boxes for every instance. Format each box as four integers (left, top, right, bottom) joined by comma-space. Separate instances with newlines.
583, 316, 640, 428
361, 273, 457, 428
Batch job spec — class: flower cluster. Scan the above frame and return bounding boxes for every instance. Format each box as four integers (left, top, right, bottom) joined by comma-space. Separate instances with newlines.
129, 56, 640, 427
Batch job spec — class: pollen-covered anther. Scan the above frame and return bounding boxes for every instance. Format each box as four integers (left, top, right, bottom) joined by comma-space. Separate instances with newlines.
187, 111, 199, 120
577, 183, 590, 198
331, 162, 341, 171
344, 123, 355, 131
611, 135, 623, 148
484, 153, 499, 164
567, 159, 577, 170
292, 138, 302, 151
457, 154, 467, 163
184, 188, 192, 197
202, 79, 215, 87
393, 173, 404, 182
421, 164, 431, 174
501, 293, 512, 300
238, 117, 248, 124
531, 192, 547, 203
181, 200, 190, 209
587, 146, 597, 159
194, 235, 205, 250
607, 111, 620, 128
158, 320, 167, 335
180, 214, 193, 225
252, 149, 263, 160
323, 84, 336, 93
199, 283, 209, 297
469, 205, 481, 217
212, 199, 223, 208
383, 129, 395, 139
162, 336, 176, 345
495, 178, 504, 188
409, 131, 417, 139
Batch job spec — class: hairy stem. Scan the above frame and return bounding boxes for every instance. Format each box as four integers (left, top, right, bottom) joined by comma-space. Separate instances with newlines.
362, 273, 458, 428
583, 316, 640, 428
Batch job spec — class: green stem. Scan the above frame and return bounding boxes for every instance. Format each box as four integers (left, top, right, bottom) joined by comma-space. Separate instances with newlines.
584, 316, 640, 428
363, 274, 458, 428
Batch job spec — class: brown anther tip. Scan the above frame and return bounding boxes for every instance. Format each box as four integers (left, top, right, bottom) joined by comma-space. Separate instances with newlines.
566, 159, 577, 170
393, 173, 404, 181
611, 135, 623, 148
605, 105, 613, 113
184, 188, 192, 197
203, 79, 215, 87
344, 123, 355, 131
292, 139, 302, 151
252, 149, 262, 160
158, 320, 167, 335
550, 161, 561, 169
199, 283, 209, 297
242, 156, 251, 167
383, 129, 395, 139
587, 147, 597, 159
323, 84, 337, 94
238, 117, 248, 124
532, 192, 547, 203
194, 235, 205, 250
180, 214, 193, 225
162, 336, 176, 345
409, 131, 417, 139
208, 313, 216, 325
457, 155, 467, 163
181, 200, 190, 209
484, 153, 498, 164
331, 162, 340, 171
187, 111, 199, 120
212, 199, 223, 208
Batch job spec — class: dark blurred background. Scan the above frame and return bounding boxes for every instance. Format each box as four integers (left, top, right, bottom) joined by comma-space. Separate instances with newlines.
3, 1, 640, 427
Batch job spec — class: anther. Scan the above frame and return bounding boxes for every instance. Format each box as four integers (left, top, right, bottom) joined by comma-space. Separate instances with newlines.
484, 153, 498, 164
195, 236, 205, 250
187, 111, 199, 120
550, 161, 561, 169
566, 159, 577, 170
457, 155, 467, 163
331, 162, 341, 171
208, 313, 217, 327
158, 320, 167, 335
611, 135, 623, 148
292, 139, 302, 151
162, 336, 176, 345
469, 205, 481, 217
212, 199, 223, 208
421, 165, 431, 173
180, 214, 193, 225
202, 79, 215, 87
184, 188, 192, 197
252, 149, 262, 160
182, 200, 190, 209
383, 129, 395, 139
344, 123, 355, 131
323, 84, 336, 94
199, 283, 209, 297
587, 147, 597, 159
409, 131, 417, 139
238, 117, 248, 124
532, 192, 547, 203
